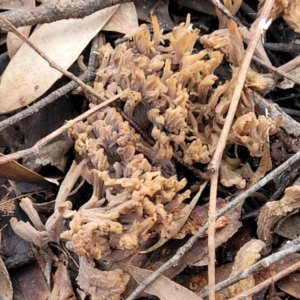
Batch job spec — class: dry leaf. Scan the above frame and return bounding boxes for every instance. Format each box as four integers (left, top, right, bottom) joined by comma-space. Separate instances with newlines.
276, 271, 300, 298
102, 2, 138, 34
0, 256, 13, 300
257, 186, 300, 252
253, 253, 300, 297
6, 0, 35, 59
48, 260, 76, 300
229, 239, 266, 299
0, 153, 52, 185
273, 212, 300, 239
10, 260, 50, 299
123, 264, 203, 300
175, 198, 228, 238
0, 0, 33, 9
0, 5, 121, 113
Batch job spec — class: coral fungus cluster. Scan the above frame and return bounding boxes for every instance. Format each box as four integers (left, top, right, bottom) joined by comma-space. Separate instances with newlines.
11, 15, 282, 299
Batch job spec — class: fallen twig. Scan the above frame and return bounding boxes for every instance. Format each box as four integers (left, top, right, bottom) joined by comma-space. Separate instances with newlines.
210, 0, 243, 26
228, 260, 300, 300
264, 42, 300, 53
252, 55, 300, 86
200, 237, 300, 298
0, 93, 121, 165
207, 1, 274, 298
0, 0, 130, 32
125, 140, 300, 300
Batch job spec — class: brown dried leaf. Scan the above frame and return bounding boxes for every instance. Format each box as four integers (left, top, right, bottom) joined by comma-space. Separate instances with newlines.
0, 153, 52, 185
0, 0, 33, 9
6, 0, 35, 59
7, 26, 32, 58
0, 256, 13, 300
123, 264, 203, 300
102, 2, 138, 34
0, 5, 121, 113
182, 263, 234, 299
48, 260, 76, 300
10, 260, 50, 299
257, 186, 300, 251
229, 239, 266, 298
175, 198, 227, 238
273, 212, 300, 239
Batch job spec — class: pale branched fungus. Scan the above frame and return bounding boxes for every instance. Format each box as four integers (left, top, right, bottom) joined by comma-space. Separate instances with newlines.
10, 14, 282, 300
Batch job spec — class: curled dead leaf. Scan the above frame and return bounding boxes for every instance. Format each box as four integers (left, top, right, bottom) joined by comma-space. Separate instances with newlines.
257, 186, 300, 252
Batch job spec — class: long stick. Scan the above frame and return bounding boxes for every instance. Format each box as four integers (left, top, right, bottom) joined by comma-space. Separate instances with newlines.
206, 1, 274, 298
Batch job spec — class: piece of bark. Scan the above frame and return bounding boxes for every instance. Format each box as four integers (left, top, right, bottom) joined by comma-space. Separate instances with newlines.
252, 91, 300, 152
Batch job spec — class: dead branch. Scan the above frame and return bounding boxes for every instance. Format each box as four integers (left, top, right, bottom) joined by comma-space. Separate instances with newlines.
200, 236, 300, 298
264, 42, 300, 53
0, 0, 131, 32
125, 146, 300, 300
252, 55, 300, 86
210, 0, 243, 26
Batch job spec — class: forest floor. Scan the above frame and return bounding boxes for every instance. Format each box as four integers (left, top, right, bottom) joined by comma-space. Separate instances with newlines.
1, 0, 300, 299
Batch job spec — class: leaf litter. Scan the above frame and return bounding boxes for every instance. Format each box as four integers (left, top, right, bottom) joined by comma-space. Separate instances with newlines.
1, 0, 300, 299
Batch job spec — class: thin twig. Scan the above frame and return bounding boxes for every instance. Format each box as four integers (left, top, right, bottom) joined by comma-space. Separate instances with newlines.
228, 260, 300, 300
0, 94, 121, 165
88, 34, 100, 70
125, 143, 300, 300
264, 42, 300, 53
279, 53, 300, 73
210, 0, 243, 26
252, 55, 300, 86
0, 14, 107, 104
0, 0, 130, 32
207, 2, 274, 298
200, 236, 300, 298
